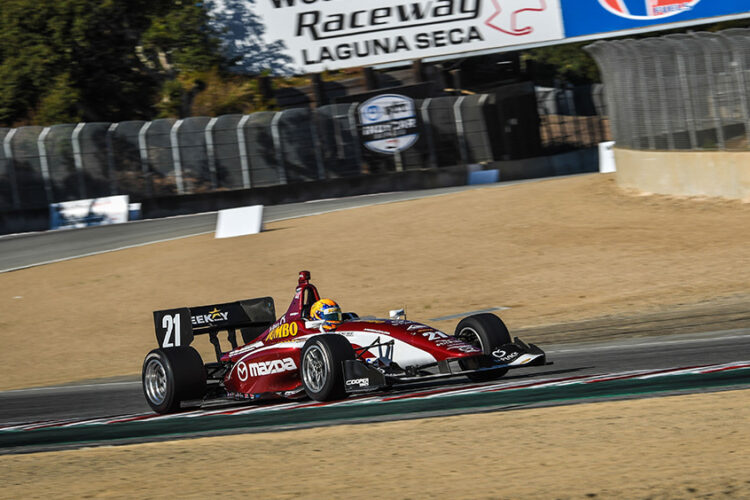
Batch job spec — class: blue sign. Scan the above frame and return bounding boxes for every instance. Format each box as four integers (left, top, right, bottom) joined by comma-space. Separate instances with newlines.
563, 0, 750, 37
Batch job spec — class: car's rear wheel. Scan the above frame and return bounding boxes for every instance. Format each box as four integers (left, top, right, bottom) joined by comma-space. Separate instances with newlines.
142, 347, 207, 414
455, 313, 511, 381
301, 335, 355, 401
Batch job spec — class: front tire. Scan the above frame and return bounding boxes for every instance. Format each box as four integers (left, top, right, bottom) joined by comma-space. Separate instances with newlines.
142, 347, 207, 414
300, 335, 355, 401
455, 313, 511, 381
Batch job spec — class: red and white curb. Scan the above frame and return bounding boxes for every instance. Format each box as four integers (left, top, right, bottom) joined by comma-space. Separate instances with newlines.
2, 361, 749, 432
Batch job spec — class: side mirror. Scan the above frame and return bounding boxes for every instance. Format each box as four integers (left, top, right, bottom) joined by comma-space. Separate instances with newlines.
389, 308, 406, 320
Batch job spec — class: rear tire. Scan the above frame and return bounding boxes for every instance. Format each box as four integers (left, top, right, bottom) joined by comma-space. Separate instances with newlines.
455, 313, 511, 381
300, 335, 355, 401
142, 347, 207, 414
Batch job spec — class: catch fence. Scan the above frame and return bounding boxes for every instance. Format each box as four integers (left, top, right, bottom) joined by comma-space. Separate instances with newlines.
586, 28, 750, 151
0, 85, 609, 210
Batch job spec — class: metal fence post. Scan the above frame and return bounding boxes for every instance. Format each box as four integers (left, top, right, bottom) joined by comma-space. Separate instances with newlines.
270, 111, 288, 185
138, 121, 154, 197
644, 40, 675, 150
554, 84, 572, 146
204, 117, 219, 189
169, 119, 185, 194
593, 45, 621, 145
37, 127, 54, 204
695, 34, 725, 149
592, 84, 607, 143
633, 48, 655, 150
347, 103, 364, 174
477, 94, 494, 161
670, 41, 699, 149
236, 115, 252, 189
620, 44, 641, 149
332, 107, 346, 161
3, 128, 20, 208
71, 122, 87, 198
309, 109, 326, 180
420, 98, 437, 169
565, 84, 586, 148
105, 123, 119, 195
453, 96, 468, 166
535, 87, 553, 148
719, 32, 750, 147
394, 149, 404, 172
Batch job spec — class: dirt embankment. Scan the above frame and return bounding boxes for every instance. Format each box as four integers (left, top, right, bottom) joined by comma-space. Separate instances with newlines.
1, 173, 749, 389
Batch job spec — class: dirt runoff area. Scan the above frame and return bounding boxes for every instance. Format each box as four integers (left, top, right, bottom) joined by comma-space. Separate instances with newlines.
2, 389, 749, 499
1, 173, 750, 390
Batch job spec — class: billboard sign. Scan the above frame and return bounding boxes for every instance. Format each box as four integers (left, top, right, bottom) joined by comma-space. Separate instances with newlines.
563, 0, 750, 38
358, 94, 419, 154
209, 1, 750, 73
252, 0, 565, 73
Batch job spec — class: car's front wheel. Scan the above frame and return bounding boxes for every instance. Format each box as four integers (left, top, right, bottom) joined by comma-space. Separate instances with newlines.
455, 313, 511, 381
300, 335, 355, 401
142, 346, 207, 414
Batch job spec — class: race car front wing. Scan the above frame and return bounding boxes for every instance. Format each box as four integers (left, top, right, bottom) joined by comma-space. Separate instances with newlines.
343, 337, 550, 393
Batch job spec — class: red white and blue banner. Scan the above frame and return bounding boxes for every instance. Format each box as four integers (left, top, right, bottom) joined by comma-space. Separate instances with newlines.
562, 0, 750, 38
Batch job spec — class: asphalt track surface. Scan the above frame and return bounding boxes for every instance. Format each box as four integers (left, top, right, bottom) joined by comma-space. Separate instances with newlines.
0, 180, 546, 273
1, 328, 748, 438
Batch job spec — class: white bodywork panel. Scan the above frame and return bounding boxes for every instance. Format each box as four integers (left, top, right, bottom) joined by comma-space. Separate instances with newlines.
335, 329, 437, 367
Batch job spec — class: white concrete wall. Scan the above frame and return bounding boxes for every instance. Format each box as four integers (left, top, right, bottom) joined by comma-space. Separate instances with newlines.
614, 148, 750, 201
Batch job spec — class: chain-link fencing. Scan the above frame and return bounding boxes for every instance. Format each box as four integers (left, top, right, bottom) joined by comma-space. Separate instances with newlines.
535, 83, 610, 154
0, 86, 609, 211
586, 28, 750, 151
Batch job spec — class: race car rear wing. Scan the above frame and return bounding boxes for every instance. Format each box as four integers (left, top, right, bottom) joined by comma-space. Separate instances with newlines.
153, 297, 275, 360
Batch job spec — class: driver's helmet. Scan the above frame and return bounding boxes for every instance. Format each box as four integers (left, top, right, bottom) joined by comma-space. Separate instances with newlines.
310, 298, 342, 331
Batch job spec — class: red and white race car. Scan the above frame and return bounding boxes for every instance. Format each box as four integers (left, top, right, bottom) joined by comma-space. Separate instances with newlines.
142, 271, 548, 414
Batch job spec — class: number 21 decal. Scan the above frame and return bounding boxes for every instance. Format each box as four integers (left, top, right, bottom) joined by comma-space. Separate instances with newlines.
162, 313, 182, 348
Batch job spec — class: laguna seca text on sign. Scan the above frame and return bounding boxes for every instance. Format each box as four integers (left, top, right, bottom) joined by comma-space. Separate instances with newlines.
255, 0, 564, 73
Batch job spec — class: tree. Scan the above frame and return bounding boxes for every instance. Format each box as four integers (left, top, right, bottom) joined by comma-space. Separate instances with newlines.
204, 0, 295, 75
0, 0, 227, 126
523, 42, 601, 86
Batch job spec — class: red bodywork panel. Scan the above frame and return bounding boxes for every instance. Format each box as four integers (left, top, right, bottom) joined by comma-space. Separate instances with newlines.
222, 271, 321, 397
221, 270, 482, 399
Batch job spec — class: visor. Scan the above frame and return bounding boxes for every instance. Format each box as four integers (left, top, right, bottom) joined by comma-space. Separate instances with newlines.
320, 311, 342, 322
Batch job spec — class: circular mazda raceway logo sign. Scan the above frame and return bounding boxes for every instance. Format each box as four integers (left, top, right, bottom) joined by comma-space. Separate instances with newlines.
358, 94, 419, 155
597, 0, 701, 20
